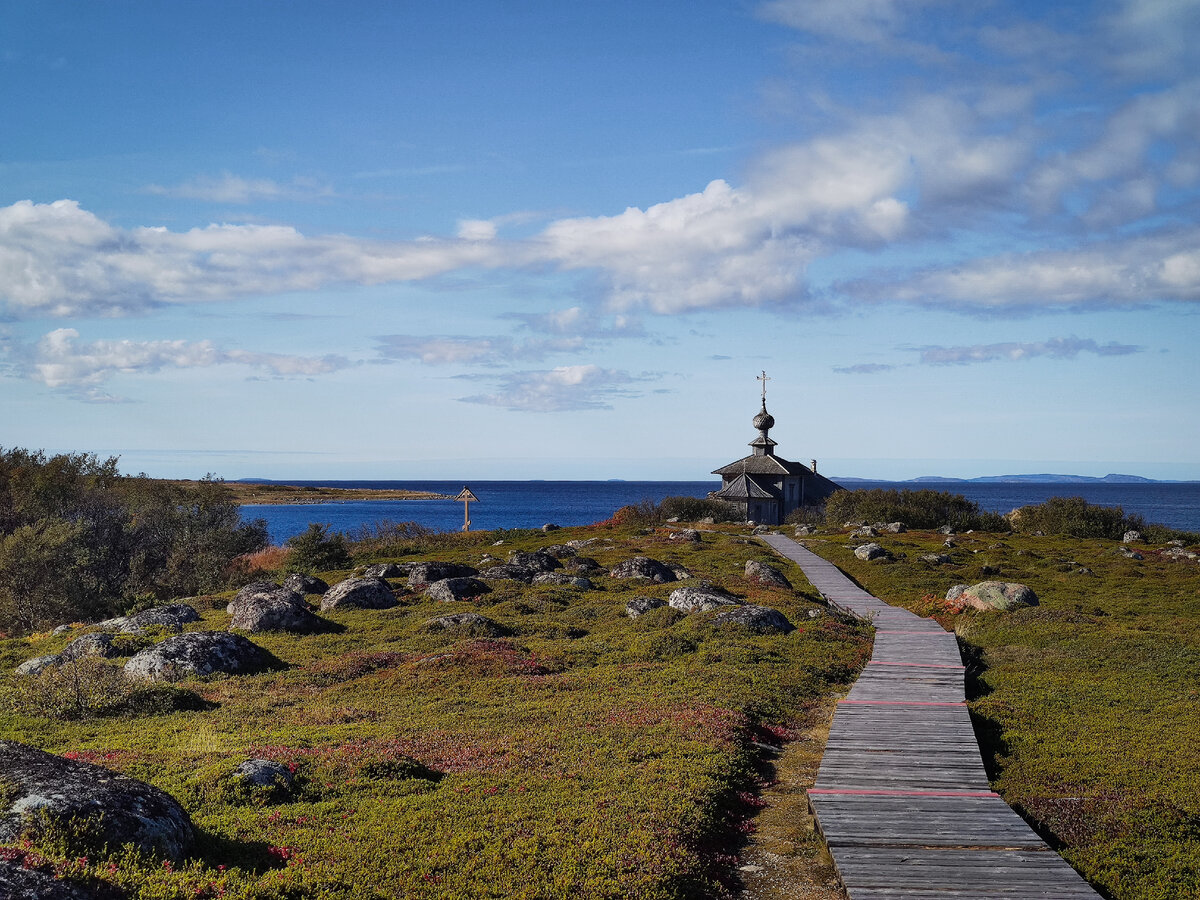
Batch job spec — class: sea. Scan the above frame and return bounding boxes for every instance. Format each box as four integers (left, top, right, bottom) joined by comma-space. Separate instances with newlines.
242, 479, 1200, 543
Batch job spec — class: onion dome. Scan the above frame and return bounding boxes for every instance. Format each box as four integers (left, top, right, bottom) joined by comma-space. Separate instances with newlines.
752, 403, 774, 432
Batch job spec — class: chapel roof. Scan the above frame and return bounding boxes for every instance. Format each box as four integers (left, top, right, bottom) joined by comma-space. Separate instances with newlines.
711, 472, 777, 500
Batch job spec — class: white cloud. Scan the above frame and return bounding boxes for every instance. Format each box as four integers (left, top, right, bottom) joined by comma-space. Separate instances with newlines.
833, 362, 898, 375
459, 365, 646, 412
17, 328, 349, 396
916, 337, 1141, 366
375, 334, 583, 366
144, 172, 334, 203
757, 0, 917, 43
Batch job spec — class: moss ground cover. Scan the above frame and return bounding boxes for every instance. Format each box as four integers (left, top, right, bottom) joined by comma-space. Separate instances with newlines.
802, 528, 1200, 900
1, 525, 869, 899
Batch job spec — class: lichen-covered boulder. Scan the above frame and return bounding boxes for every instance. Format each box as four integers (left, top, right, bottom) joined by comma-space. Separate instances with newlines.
0, 860, 108, 899
668, 585, 741, 613
851, 526, 879, 539
946, 581, 1038, 612
14, 654, 61, 676
1122, 530, 1143, 544
625, 597, 667, 618
97, 604, 201, 634
283, 572, 330, 595
882, 522, 907, 533
124, 632, 268, 681
668, 564, 692, 580
234, 758, 294, 794
320, 577, 397, 611
60, 632, 121, 661
540, 544, 577, 559
478, 564, 535, 583
669, 529, 701, 542
362, 562, 410, 580
854, 543, 890, 561
425, 612, 509, 637
407, 561, 478, 588
794, 524, 817, 536
921, 553, 953, 565
567, 556, 602, 573
532, 573, 594, 590
609, 556, 677, 583
712, 605, 795, 634
744, 560, 792, 589
0, 740, 194, 860
230, 585, 324, 634
426, 577, 491, 603
506, 551, 562, 574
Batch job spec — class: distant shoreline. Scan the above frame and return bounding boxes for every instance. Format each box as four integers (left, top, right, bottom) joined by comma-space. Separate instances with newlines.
167, 479, 451, 505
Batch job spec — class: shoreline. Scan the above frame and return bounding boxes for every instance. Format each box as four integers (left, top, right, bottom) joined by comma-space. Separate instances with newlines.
166, 479, 452, 505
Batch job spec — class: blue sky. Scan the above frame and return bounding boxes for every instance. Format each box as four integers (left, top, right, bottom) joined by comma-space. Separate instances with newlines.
3, 0, 1199, 481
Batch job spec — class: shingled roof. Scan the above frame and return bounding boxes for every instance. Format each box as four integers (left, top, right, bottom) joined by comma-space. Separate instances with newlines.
711, 472, 777, 501
712, 454, 811, 477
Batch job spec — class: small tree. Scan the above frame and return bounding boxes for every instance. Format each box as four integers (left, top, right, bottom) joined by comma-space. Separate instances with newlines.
285, 523, 351, 573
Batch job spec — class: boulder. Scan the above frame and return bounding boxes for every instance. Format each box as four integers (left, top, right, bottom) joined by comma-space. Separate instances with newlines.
854, 543, 890, 561
320, 577, 397, 611
609, 556, 677, 583
881, 522, 907, 534
752, 524, 773, 535
625, 597, 667, 618
947, 581, 1038, 612
426, 577, 491, 603
282, 572, 329, 595
541, 523, 560, 532
0, 740, 194, 860
794, 524, 817, 536
407, 561, 478, 588
920, 554, 953, 565
1119, 547, 1144, 560
124, 632, 269, 681
230, 585, 324, 634
532, 573, 593, 589
566, 538, 600, 550
59, 632, 120, 661
669, 529, 701, 542
712, 604, 795, 634
938, 525, 956, 535
506, 551, 562, 574
851, 526, 878, 539
567, 556, 602, 573
234, 758, 294, 793
51, 624, 74, 636
744, 560, 792, 589
425, 612, 508, 636
479, 564, 535, 583
362, 563, 409, 580
14, 654, 61, 676
698, 516, 716, 525
668, 585, 741, 613
0, 860, 109, 899
667, 564, 692, 580
97, 603, 201, 634
1123, 530, 1143, 543
540, 544, 578, 559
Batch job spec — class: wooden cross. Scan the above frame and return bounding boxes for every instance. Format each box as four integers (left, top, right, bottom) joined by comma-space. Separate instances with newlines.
453, 486, 479, 532
758, 370, 770, 403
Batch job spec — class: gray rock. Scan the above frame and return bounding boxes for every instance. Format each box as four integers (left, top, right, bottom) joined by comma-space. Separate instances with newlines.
532, 573, 593, 589
609, 556, 677, 583
540, 544, 578, 559
939, 525, 956, 535
881, 522, 907, 534
407, 561, 478, 588
669, 529, 701, 542
698, 516, 715, 525
51, 624, 74, 636
425, 612, 508, 636
426, 577, 491, 603
712, 604, 795, 634
665, 516, 680, 523
1122, 530, 1143, 544
230, 584, 324, 633
97, 604, 201, 634
744, 560, 792, 589
854, 543, 890, 561
542, 523, 560, 532
15, 654, 61, 676
567, 556, 602, 573
234, 758, 294, 792
920, 554, 953, 565
668, 585, 741, 613
851, 526, 878, 539
1119, 546, 1144, 560
566, 538, 600, 550
124, 632, 269, 681
943, 539, 958, 548
60, 632, 120, 661
321, 577, 397, 611
0, 859, 108, 899
794, 524, 817, 536
625, 597, 667, 618
479, 564, 535, 583
947, 581, 1038, 612
362, 562, 409, 579
506, 550, 562, 574
752, 524, 773, 535
282, 572, 329, 595
668, 564, 692, 580
0, 739, 194, 860
1168, 539, 1186, 547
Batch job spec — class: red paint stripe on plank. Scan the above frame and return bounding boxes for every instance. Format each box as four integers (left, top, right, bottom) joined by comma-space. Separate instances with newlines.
838, 699, 967, 706
809, 788, 998, 798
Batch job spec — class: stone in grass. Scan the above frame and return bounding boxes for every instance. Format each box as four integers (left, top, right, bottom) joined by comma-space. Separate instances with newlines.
124, 632, 269, 682
320, 577, 397, 611
230, 587, 325, 634
234, 758, 294, 794
362, 562, 409, 580
283, 572, 329, 595
0, 860, 113, 900
15, 633, 123, 676
668, 564, 693, 581
946, 581, 1038, 612
1123, 530, 1143, 543
540, 544, 578, 559
625, 597, 667, 618
668, 585, 742, 613
669, 529, 701, 542
14, 654, 61, 676
96, 603, 201, 634
921, 553, 953, 565
567, 556, 603, 573
478, 564, 535, 584
426, 577, 491, 603
854, 543, 890, 561
609, 556, 677, 583
506, 551, 562, 574
744, 560, 792, 589
712, 604, 795, 634
425, 612, 509, 637
407, 561, 479, 588
532, 573, 594, 589
0, 739, 194, 860
227, 580, 302, 614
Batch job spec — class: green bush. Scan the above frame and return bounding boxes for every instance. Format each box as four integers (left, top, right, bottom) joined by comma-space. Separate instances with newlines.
1010, 496, 1144, 540
284, 523, 351, 573
6, 658, 132, 720
824, 488, 1008, 531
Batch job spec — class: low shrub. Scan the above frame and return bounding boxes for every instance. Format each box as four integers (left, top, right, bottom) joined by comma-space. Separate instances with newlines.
284, 523, 351, 573
6, 658, 132, 720
824, 488, 1008, 531
1010, 496, 1143, 540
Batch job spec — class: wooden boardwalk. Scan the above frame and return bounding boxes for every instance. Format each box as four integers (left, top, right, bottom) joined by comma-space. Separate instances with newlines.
760, 535, 1101, 899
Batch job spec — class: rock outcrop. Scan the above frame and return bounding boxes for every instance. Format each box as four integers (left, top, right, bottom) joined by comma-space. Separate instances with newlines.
407, 562, 478, 588
532, 573, 594, 589
283, 573, 329, 595
668, 585, 741, 613
609, 556, 677, 583
229, 583, 324, 633
946, 581, 1039, 612
713, 604, 795, 634
362, 563, 410, 580
320, 577, 397, 611
96, 604, 201, 634
124, 632, 269, 681
426, 577, 491, 603
0, 740, 194, 860
625, 597, 667, 618
744, 560, 792, 589
425, 612, 509, 636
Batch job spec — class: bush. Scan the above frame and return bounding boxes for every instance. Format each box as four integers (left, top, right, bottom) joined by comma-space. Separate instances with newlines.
6, 658, 133, 720
1010, 496, 1145, 540
824, 488, 1008, 532
285, 523, 351, 573
346, 519, 437, 557
605, 496, 740, 527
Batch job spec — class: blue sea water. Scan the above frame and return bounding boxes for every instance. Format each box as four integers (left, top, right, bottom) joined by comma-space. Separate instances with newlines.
242, 479, 1200, 543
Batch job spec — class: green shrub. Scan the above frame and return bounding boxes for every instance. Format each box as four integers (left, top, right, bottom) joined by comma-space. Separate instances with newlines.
284, 523, 351, 573
658, 496, 741, 523
824, 488, 1008, 531
6, 658, 133, 720
1010, 496, 1144, 540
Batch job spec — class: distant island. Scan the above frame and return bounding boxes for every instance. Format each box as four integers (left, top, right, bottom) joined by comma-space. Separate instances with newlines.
834, 473, 1169, 484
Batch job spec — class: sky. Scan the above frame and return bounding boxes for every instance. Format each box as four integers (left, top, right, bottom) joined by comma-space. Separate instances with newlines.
2, 0, 1199, 481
